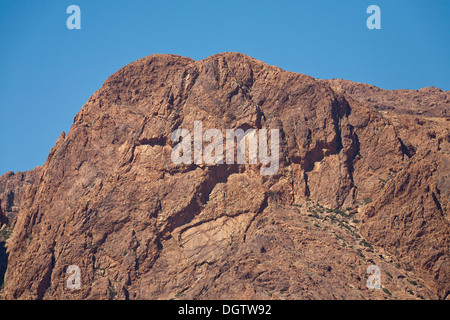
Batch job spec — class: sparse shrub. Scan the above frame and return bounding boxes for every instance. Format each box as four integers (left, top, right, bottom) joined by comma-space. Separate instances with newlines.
357, 249, 365, 259
360, 240, 373, 249
308, 211, 320, 219
0, 227, 12, 241
109, 285, 117, 299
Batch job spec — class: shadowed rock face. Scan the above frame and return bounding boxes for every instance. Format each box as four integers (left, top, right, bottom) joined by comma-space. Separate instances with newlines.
0, 52, 448, 300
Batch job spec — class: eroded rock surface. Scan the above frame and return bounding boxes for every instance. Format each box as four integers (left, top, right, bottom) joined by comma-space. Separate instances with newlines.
0, 53, 448, 299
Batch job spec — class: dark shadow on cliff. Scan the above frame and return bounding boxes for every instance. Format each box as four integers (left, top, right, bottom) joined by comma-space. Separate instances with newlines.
0, 241, 8, 288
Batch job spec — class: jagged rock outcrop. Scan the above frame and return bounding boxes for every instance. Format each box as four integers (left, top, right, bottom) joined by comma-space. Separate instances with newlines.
0, 53, 448, 300
0, 169, 40, 225
0, 200, 6, 227
323, 79, 449, 117
360, 143, 449, 298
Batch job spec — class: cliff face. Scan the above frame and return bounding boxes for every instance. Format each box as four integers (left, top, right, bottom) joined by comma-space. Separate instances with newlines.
0, 169, 40, 225
323, 78, 449, 117
0, 53, 448, 300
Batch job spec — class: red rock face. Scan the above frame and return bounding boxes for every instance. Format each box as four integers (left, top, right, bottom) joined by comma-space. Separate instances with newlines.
0, 53, 448, 300
0, 169, 40, 225
323, 79, 449, 117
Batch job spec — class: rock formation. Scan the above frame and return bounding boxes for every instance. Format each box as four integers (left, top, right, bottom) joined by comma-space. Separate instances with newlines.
0, 53, 448, 300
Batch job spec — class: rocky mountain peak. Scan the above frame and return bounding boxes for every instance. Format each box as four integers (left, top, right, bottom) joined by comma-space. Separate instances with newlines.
0, 53, 448, 300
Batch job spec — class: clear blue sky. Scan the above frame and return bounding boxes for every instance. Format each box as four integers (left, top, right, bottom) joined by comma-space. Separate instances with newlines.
0, 0, 449, 175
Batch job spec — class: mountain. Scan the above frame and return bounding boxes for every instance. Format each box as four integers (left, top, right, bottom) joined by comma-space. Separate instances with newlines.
0, 52, 448, 300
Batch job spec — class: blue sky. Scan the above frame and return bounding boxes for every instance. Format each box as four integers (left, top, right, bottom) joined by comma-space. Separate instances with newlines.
0, 0, 449, 175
